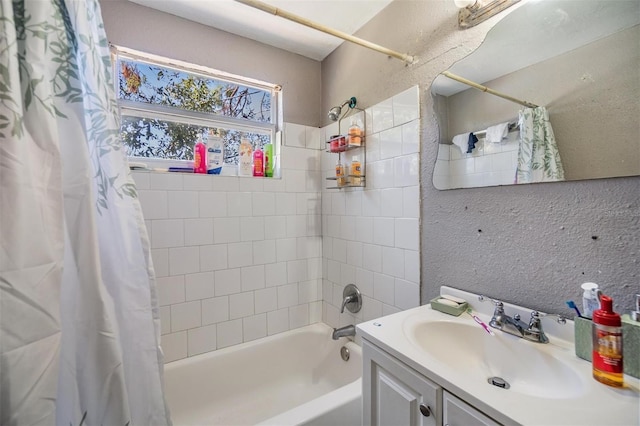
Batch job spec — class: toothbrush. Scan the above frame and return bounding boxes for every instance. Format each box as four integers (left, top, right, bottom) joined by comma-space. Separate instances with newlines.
565, 300, 582, 318
466, 308, 495, 336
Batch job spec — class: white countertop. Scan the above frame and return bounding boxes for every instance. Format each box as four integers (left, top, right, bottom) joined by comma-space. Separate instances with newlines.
357, 288, 640, 426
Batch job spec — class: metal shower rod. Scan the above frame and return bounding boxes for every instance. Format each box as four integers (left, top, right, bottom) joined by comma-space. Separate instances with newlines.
441, 71, 538, 108
233, 0, 417, 64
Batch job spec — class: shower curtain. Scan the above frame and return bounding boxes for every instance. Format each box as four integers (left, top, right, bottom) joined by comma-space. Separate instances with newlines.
516, 106, 565, 183
0, 0, 170, 424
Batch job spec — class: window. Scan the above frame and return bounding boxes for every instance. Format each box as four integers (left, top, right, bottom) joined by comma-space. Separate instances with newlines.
112, 46, 282, 172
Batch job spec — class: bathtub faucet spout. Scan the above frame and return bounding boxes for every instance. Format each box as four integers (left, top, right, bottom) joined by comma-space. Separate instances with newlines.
332, 324, 356, 340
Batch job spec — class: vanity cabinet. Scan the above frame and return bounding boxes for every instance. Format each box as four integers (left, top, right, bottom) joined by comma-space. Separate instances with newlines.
363, 341, 441, 426
442, 391, 500, 426
363, 340, 501, 426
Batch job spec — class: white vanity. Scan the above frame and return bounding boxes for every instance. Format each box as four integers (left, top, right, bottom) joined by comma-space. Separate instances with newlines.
357, 287, 639, 425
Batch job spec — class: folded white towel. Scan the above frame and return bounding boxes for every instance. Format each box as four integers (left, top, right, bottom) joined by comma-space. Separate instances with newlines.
485, 122, 509, 143
452, 133, 468, 153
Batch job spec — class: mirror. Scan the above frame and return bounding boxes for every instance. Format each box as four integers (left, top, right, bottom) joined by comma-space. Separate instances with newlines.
431, 0, 640, 190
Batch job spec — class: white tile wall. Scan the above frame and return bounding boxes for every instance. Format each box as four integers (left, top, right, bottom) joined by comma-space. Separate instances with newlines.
435, 132, 519, 189
137, 89, 422, 362
134, 122, 325, 363
321, 86, 421, 327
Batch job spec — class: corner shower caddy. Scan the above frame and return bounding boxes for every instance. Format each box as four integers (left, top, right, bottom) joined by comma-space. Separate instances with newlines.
326, 114, 366, 190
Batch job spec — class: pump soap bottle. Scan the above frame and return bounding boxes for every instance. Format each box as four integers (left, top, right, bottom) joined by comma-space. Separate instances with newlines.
592, 295, 623, 387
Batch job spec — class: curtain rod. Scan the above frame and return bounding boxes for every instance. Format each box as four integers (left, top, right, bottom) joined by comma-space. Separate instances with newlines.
441, 71, 538, 108
233, 0, 416, 64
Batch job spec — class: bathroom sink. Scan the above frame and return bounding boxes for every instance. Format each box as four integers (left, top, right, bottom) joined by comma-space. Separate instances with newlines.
359, 288, 639, 426
403, 317, 586, 399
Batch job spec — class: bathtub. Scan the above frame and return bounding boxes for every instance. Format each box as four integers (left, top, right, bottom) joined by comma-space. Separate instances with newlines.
163, 322, 362, 426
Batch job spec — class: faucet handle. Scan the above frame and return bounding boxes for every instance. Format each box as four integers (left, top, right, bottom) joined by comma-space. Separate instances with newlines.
528, 311, 542, 328
534, 311, 567, 324
340, 284, 362, 314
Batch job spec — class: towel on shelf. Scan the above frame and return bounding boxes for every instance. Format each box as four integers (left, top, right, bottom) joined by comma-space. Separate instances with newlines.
485, 122, 510, 143
452, 133, 469, 153
467, 133, 479, 153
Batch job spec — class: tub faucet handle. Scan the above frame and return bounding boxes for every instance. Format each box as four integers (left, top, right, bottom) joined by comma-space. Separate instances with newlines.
340, 294, 356, 313
340, 284, 362, 314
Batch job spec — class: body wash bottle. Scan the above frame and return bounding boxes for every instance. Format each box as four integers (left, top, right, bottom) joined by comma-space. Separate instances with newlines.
592, 295, 623, 387
238, 139, 253, 177
194, 137, 207, 174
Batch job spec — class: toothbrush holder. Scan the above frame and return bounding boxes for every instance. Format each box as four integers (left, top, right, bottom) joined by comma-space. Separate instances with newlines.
574, 315, 639, 379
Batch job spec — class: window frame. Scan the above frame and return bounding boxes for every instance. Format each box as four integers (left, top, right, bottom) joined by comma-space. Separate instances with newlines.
111, 45, 283, 172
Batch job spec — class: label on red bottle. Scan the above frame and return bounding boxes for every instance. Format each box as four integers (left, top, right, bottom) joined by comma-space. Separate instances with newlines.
592, 328, 623, 374
253, 158, 263, 177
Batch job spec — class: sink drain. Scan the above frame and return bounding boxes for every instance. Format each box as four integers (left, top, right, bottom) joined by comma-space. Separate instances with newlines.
487, 376, 510, 389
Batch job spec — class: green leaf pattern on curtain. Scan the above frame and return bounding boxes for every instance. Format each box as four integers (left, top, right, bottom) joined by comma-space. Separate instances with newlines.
516, 106, 565, 184
2, 1, 168, 424
0, 0, 136, 213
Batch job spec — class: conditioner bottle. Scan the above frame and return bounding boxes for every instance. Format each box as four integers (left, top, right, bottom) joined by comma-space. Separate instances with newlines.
264, 143, 274, 177
592, 295, 624, 387
253, 147, 264, 177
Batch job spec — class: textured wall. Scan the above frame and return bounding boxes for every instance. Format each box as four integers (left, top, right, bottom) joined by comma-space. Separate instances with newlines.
99, 0, 321, 126
321, 0, 640, 313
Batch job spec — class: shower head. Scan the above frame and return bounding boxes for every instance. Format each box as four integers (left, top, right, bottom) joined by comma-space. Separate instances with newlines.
328, 97, 357, 121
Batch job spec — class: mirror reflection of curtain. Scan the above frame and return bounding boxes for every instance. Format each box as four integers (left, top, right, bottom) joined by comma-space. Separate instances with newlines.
516, 107, 565, 184
0, 0, 170, 424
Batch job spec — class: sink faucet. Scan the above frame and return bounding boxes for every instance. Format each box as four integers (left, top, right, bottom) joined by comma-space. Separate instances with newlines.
482, 297, 566, 344
332, 324, 356, 340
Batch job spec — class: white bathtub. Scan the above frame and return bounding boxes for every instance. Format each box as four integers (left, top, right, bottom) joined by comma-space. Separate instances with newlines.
164, 323, 362, 426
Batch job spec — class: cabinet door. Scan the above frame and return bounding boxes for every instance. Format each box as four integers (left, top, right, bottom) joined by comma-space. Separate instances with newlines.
363, 340, 442, 426
442, 391, 501, 426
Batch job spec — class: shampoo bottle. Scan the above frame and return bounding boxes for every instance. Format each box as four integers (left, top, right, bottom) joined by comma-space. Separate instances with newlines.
336, 159, 345, 187
238, 138, 253, 177
253, 148, 264, 177
194, 137, 207, 174
348, 118, 362, 146
207, 130, 224, 175
350, 155, 362, 186
592, 295, 623, 387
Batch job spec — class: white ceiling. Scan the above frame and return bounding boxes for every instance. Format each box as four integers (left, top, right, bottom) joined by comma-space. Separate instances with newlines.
128, 0, 394, 61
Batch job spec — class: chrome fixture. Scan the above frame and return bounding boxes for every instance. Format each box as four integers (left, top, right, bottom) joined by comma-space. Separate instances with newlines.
340, 346, 351, 361
487, 376, 510, 389
455, 0, 521, 29
479, 295, 566, 344
331, 284, 362, 340
332, 324, 356, 340
340, 284, 362, 314
328, 97, 357, 122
